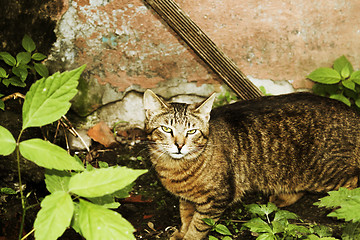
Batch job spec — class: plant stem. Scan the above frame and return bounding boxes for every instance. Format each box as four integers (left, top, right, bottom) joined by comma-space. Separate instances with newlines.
21, 228, 35, 240
265, 213, 271, 224
17, 129, 26, 240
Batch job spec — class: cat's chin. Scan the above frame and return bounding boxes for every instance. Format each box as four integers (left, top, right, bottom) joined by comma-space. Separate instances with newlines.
169, 153, 185, 159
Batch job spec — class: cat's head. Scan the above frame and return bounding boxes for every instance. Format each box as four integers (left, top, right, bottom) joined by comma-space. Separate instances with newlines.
143, 90, 216, 160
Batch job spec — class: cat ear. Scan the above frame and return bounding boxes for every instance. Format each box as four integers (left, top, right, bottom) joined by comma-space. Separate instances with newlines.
194, 93, 216, 122
143, 89, 169, 119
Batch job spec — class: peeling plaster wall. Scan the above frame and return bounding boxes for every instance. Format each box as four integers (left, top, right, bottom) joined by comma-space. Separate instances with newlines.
48, 0, 360, 130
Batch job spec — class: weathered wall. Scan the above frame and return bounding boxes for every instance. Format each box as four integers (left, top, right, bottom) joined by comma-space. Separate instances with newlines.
47, 0, 360, 130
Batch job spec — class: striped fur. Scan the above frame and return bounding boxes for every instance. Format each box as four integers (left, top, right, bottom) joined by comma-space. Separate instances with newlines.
143, 90, 360, 240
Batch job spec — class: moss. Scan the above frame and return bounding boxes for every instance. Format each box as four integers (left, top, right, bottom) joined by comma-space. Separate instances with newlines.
71, 77, 103, 117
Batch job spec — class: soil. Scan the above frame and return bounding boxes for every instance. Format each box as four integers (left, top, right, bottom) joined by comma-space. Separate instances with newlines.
0, 99, 345, 240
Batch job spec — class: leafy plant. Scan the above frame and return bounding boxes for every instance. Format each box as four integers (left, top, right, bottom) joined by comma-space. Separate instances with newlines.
259, 86, 272, 96
0, 65, 147, 240
203, 218, 233, 240
308, 55, 360, 108
214, 91, 238, 108
315, 187, 360, 240
0, 34, 49, 110
242, 202, 335, 240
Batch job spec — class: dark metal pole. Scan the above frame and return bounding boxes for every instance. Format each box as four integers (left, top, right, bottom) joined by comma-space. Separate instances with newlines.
144, 0, 263, 100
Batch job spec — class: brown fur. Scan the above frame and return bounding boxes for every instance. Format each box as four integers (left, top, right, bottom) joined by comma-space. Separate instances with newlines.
143, 90, 360, 240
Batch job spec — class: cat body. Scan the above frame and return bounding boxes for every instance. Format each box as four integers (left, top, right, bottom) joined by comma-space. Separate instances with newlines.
143, 90, 360, 240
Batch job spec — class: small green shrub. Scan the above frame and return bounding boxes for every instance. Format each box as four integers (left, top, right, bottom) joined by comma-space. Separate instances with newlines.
308, 55, 360, 108
203, 203, 336, 240
243, 202, 313, 240
0, 34, 49, 110
203, 218, 233, 240
205, 202, 335, 240
214, 91, 238, 108
0, 65, 147, 240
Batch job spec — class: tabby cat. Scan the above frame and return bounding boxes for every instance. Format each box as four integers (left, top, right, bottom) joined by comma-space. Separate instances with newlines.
143, 89, 360, 240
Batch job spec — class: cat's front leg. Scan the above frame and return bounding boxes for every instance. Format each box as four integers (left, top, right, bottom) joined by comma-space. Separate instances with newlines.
181, 211, 219, 239
181, 204, 224, 240
170, 199, 196, 240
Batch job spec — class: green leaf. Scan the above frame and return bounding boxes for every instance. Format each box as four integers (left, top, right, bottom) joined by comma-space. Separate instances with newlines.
312, 83, 339, 96
32, 52, 47, 61
16, 52, 31, 65
333, 55, 353, 75
355, 98, 360, 109
312, 225, 333, 238
246, 203, 277, 217
271, 220, 285, 234
87, 194, 120, 209
342, 222, 360, 240
84, 179, 134, 207
78, 199, 136, 240
307, 68, 341, 84
0, 100, 4, 111
3, 76, 26, 87
208, 236, 219, 240
0, 52, 16, 66
1, 187, 17, 194
34, 191, 74, 240
286, 223, 311, 236
329, 93, 351, 106
350, 71, 360, 85
99, 161, 109, 168
256, 233, 276, 240
22, 65, 86, 129
318, 238, 341, 240
214, 224, 232, 236
243, 218, 273, 233
222, 236, 233, 240
307, 234, 321, 240
22, 34, 36, 52
328, 197, 360, 222
202, 218, 216, 226
12, 65, 28, 81
34, 63, 49, 77
45, 169, 72, 193
274, 210, 298, 221
69, 166, 147, 198
262, 202, 278, 216
19, 138, 85, 171
0, 125, 16, 156
112, 183, 135, 199
341, 65, 351, 79
342, 79, 355, 91
316, 188, 360, 222
0, 67, 8, 78
70, 203, 82, 234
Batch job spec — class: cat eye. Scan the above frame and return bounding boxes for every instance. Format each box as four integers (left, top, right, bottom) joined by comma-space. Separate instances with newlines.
161, 126, 172, 133
187, 129, 197, 135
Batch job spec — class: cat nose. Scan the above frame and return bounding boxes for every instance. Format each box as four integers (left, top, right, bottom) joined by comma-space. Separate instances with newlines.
175, 142, 184, 152
175, 142, 184, 153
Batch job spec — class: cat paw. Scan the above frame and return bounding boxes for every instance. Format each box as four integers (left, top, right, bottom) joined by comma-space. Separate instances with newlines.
169, 229, 185, 240
269, 192, 304, 207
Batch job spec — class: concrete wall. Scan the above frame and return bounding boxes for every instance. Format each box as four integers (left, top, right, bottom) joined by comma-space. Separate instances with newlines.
47, 0, 360, 130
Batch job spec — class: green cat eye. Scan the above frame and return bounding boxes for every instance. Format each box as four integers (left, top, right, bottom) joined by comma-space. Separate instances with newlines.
161, 126, 172, 133
187, 129, 197, 135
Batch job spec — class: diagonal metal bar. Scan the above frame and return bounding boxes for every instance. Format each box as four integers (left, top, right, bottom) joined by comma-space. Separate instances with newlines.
144, 0, 263, 100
